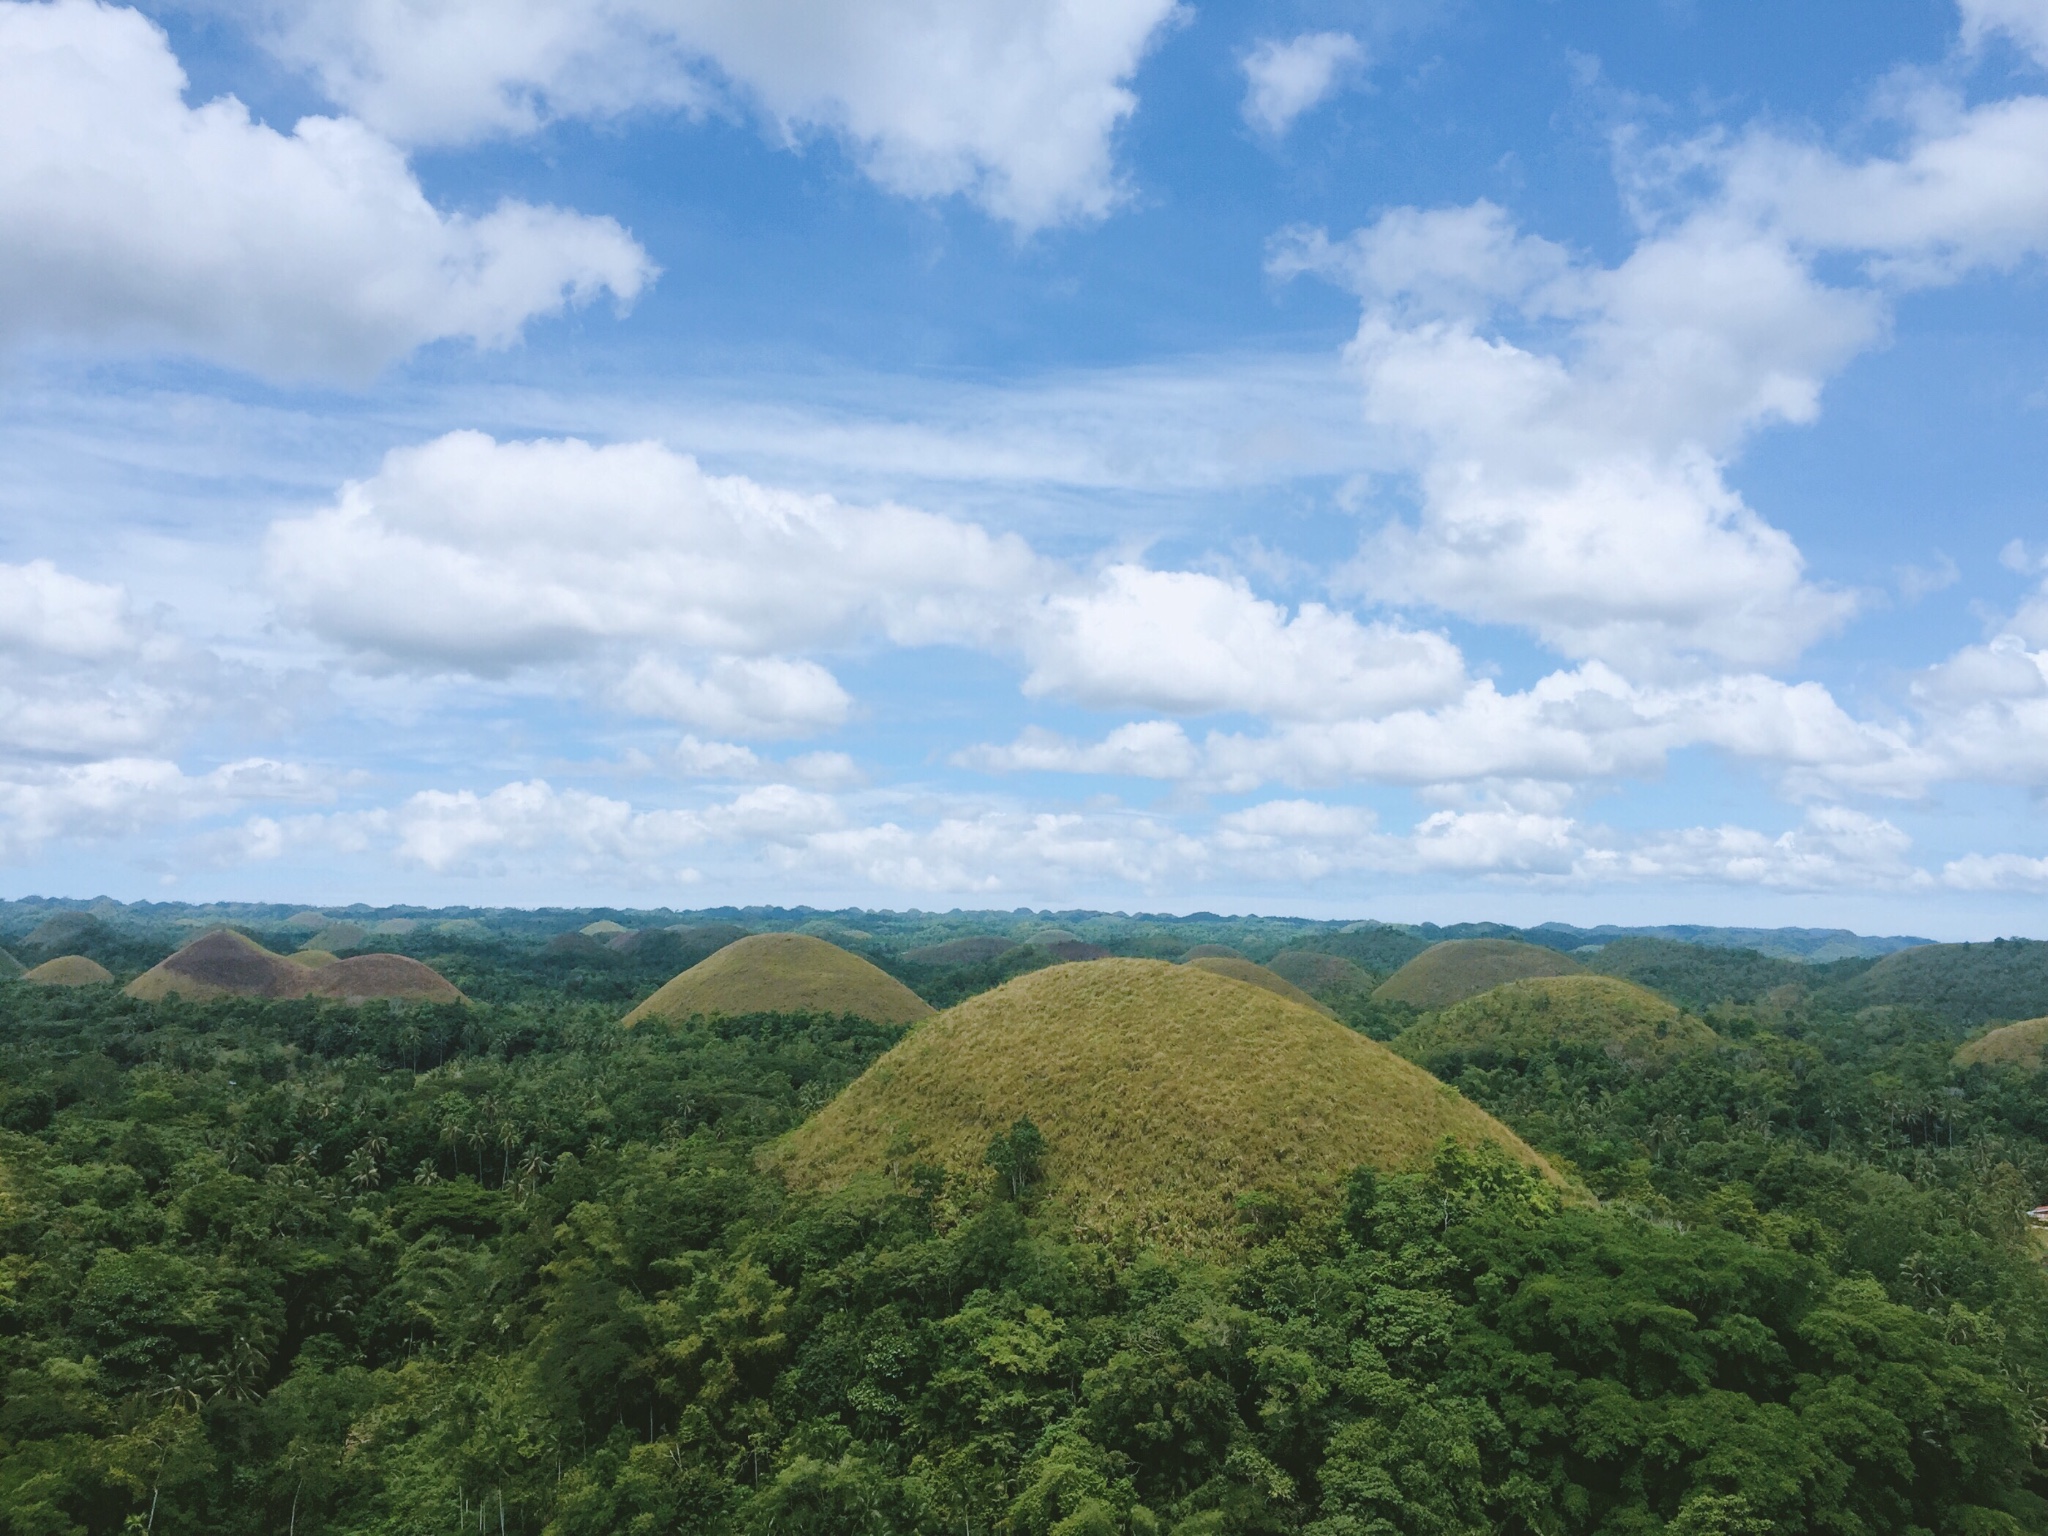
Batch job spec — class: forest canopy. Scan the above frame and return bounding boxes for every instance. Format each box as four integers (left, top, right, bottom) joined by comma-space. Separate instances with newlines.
1, 905, 2045, 1534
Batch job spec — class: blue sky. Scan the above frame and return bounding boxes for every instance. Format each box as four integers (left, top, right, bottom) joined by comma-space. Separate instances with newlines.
7, 0, 2048, 934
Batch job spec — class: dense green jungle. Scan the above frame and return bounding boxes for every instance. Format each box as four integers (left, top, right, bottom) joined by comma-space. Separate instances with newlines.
4, 901, 2048, 1534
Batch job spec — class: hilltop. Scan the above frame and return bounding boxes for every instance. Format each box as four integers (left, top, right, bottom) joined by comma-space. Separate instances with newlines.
769, 958, 1554, 1253
1394, 975, 1718, 1076
1824, 939, 2048, 1028
22, 956, 113, 986
1184, 954, 1334, 1015
126, 930, 463, 1004
1956, 1016, 2048, 1071
1374, 938, 1584, 1010
623, 932, 933, 1026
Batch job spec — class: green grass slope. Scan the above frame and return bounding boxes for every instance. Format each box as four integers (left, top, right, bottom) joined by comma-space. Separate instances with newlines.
1393, 975, 1718, 1077
1822, 939, 2048, 1028
1184, 954, 1335, 1015
1956, 1016, 2048, 1071
622, 932, 933, 1027
23, 956, 114, 986
0, 947, 21, 979
1267, 950, 1377, 996
769, 958, 1554, 1253
1374, 938, 1584, 1009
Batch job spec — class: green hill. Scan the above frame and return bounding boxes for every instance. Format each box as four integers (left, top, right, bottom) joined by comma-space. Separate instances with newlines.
1583, 936, 1807, 1011
622, 932, 933, 1027
1955, 1016, 2048, 1071
903, 935, 1021, 966
1374, 938, 1584, 1009
769, 958, 1555, 1253
1184, 954, 1334, 1015
1394, 975, 1718, 1077
1182, 943, 1248, 961
1267, 949, 1378, 996
22, 955, 114, 986
1820, 939, 2048, 1029
0, 947, 21, 979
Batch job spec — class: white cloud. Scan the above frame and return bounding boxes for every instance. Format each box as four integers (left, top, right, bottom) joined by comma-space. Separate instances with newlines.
1241, 32, 1364, 137
955, 720, 1199, 778
1281, 204, 1868, 670
0, 560, 129, 658
258, 0, 1180, 228
1021, 564, 1466, 719
618, 655, 851, 737
0, 755, 324, 859
265, 431, 1043, 672
976, 664, 1903, 794
1943, 850, 2048, 889
0, 0, 652, 380
1605, 807, 1928, 891
1960, 0, 2048, 69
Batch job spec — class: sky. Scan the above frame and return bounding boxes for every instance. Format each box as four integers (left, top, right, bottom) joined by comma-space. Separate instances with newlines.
8, 0, 2048, 934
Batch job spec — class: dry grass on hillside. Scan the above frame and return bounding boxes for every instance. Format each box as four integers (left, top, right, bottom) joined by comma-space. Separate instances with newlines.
622, 932, 933, 1027
127, 929, 462, 1004
768, 958, 1555, 1254
1184, 955, 1335, 1016
1394, 975, 1716, 1074
1374, 938, 1584, 1009
1956, 1016, 2048, 1071
23, 956, 114, 987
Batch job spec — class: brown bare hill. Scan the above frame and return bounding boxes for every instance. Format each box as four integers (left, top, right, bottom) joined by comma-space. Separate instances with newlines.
300, 954, 464, 1004
903, 936, 1021, 966
1374, 939, 1583, 1010
769, 958, 1555, 1254
623, 933, 933, 1027
127, 929, 306, 1001
1956, 1016, 2048, 1071
128, 929, 463, 1004
1394, 976, 1717, 1076
1184, 955, 1335, 1016
1268, 950, 1376, 996
23, 956, 114, 987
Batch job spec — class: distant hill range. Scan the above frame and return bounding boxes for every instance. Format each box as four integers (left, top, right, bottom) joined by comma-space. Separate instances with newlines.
0, 897, 1940, 963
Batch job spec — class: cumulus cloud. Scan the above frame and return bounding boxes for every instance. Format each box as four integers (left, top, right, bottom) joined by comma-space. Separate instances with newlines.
617, 655, 852, 737
955, 720, 1199, 778
1960, 0, 2048, 68
1022, 564, 1466, 719
0, 755, 324, 859
1279, 203, 1868, 670
265, 431, 1044, 721
0, 560, 129, 658
1241, 32, 1364, 137
970, 663, 1905, 793
0, 0, 652, 380
1603, 807, 1928, 891
256, 0, 1179, 228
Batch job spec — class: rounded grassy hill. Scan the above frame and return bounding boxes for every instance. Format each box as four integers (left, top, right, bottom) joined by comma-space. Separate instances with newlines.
1393, 975, 1717, 1076
23, 956, 114, 986
1374, 938, 1584, 1009
768, 958, 1554, 1252
1184, 954, 1334, 1015
622, 932, 933, 1027
1956, 1016, 2048, 1071
903, 935, 1021, 967
1267, 950, 1376, 997
127, 930, 462, 1004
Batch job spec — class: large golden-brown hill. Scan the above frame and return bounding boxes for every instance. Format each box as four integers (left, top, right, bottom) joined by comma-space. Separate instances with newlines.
769, 958, 1554, 1253
1183, 954, 1334, 1015
1956, 1016, 2048, 1071
1374, 938, 1584, 1010
622, 932, 932, 1026
126, 930, 462, 1004
23, 956, 114, 987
